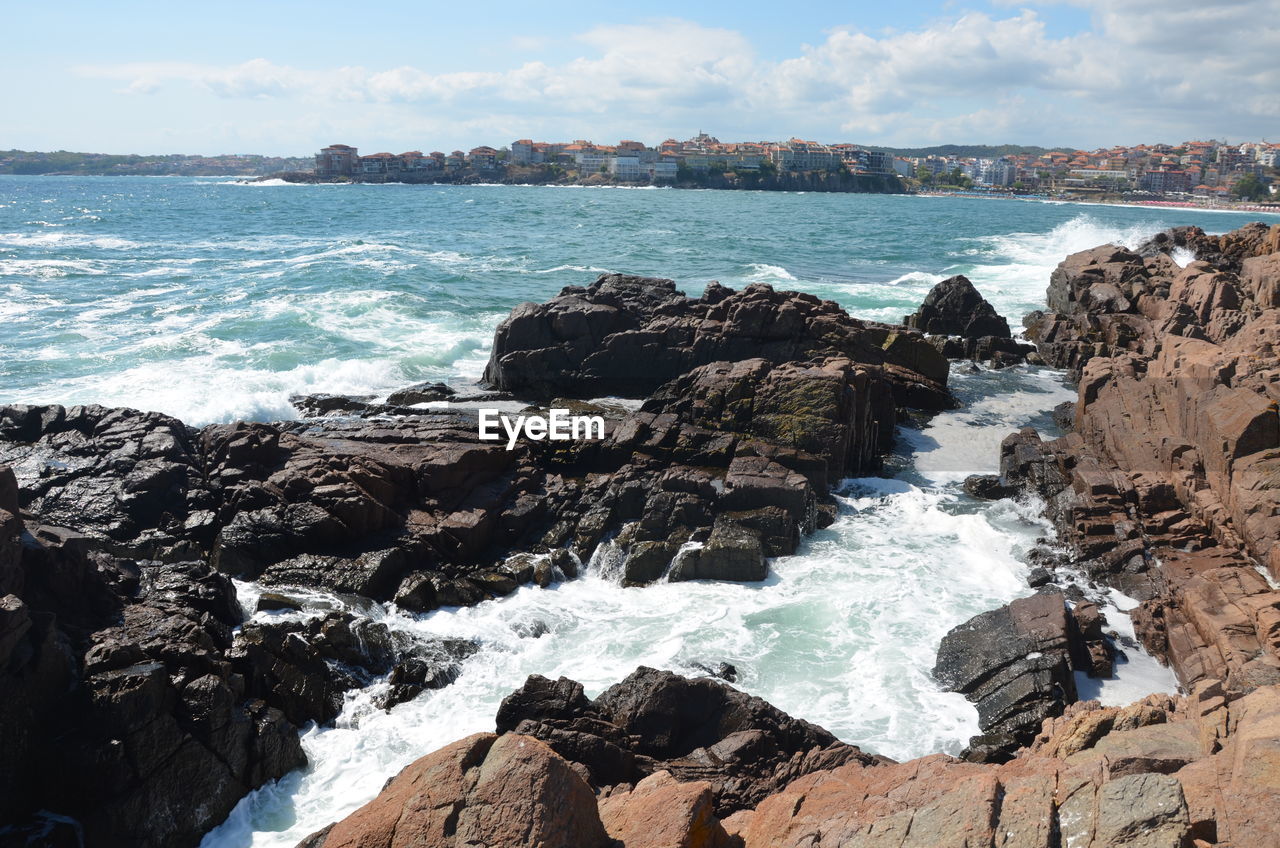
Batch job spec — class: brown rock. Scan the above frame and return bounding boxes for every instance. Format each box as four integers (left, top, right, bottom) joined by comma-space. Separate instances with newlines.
309, 733, 609, 848
598, 771, 733, 848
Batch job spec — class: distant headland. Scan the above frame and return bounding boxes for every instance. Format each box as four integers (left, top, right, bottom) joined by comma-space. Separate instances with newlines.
4, 133, 1276, 206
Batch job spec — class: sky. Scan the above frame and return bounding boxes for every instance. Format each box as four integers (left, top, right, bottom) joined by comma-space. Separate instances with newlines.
2, 0, 1277, 156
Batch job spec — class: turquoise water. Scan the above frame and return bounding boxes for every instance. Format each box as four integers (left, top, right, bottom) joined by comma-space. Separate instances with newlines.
4, 176, 1275, 423
4, 178, 1277, 847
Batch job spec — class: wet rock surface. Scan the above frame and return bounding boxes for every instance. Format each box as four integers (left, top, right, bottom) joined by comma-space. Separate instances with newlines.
492, 667, 881, 814
903, 273, 1035, 366
309, 666, 1280, 848
483, 273, 951, 407
1002, 223, 1280, 697
934, 592, 1081, 756
0, 489, 303, 848
0, 275, 955, 845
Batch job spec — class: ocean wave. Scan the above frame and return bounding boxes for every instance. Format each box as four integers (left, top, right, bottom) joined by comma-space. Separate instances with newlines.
0, 258, 109, 278
0, 231, 145, 250
743, 262, 798, 283
534, 264, 613, 275
884, 270, 946, 287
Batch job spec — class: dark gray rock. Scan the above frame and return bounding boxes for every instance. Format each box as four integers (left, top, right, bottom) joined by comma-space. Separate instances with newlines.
963, 474, 1018, 500
385, 382, 455, 405
904, 275, 1011, 339
495, 667, 880, 815
934, 592, 1082, 756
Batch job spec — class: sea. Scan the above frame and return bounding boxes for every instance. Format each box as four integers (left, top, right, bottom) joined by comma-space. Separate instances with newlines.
2, 176, 1277, 847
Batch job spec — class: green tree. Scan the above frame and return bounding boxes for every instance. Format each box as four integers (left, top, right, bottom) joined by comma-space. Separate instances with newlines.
1232, 172, 1269, 201
915, 165, 934, 185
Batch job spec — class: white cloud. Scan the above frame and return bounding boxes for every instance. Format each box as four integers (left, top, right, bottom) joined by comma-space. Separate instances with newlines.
72, 8, 1280, 148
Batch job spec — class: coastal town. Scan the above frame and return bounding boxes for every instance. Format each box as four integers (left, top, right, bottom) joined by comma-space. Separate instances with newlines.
311, 133, 1280, 205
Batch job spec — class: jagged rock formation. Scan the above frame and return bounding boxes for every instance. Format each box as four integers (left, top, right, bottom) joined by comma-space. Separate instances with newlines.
0, 276, 954, 845
0, 462, 304, 847
934, 591, 1112, 760
493, 667, 882, 814
1023, 222, 1280, 380
484, 274, 951, 408
1002, 223, 1280, 696
903, 273, 1033, 366
304, 668, 1280, 848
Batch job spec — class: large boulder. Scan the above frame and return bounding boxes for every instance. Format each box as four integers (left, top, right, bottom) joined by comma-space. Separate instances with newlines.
903, 274, 1011, 338
495, 667, 879, 813
483, 274, 949, 407
298, 733, 610, 848
934, 592, 1091, 759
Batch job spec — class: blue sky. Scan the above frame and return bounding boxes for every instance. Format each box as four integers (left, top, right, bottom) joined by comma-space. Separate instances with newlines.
3, 0, 1276, 155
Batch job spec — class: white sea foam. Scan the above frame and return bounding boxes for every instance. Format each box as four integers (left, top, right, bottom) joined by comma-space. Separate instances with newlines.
886, 270, 947, 287
0, 231, 145, 250
908, 366, 1077, 484
743, 262, 799, 283
535, 263, 613, 275
958, 214, 1170, 321
203, 472, 1044, 848
201, 365, 1182, 848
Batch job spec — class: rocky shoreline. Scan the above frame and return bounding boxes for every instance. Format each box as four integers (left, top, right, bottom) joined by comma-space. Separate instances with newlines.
2, 224, 1278, 846
265, 169, 905, 193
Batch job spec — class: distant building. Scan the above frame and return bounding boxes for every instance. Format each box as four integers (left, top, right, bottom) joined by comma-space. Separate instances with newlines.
609, 156, 644, 181
1139, 170, 1192, 193
575, 149, 610, 173
648, 160, 678, 182
359, 152, 396, 175
985, 158, 1017, 186
315, 144, 358, 176
772, 139, 841, 171
510, 139, 535, 165
468, 146, 499, 170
